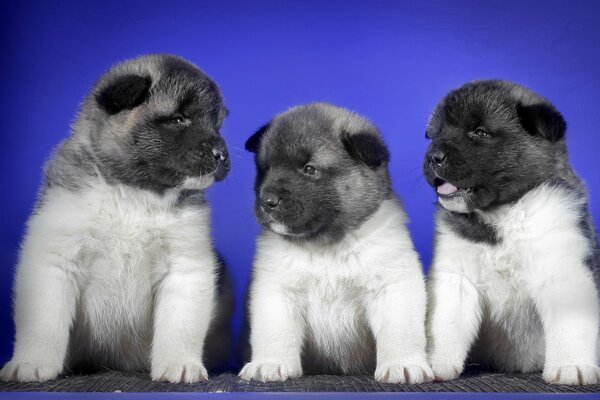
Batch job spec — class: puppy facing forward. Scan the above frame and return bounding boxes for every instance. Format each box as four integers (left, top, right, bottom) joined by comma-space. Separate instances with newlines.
0, 54, 231, 383
424, 80, 600, 385
239, 103, 432, 383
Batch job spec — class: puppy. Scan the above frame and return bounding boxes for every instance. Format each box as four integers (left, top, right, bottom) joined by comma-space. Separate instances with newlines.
0, 54, 230, 383
239, 103, 432, 383
424, 80, 600, 385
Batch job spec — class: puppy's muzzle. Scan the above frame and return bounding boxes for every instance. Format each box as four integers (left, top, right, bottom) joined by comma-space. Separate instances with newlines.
183, 137, 229, 180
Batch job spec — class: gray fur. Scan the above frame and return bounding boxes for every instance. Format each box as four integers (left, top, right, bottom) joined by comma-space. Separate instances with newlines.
246, 103, 391, 245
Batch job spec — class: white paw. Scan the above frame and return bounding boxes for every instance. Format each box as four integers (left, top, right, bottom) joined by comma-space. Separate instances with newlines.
151, 361, 208, 383
375, 360, 434, 384
0, 360, 62, 382
429, 360, 463, 382
239, 361, 302, 383
543, 364, 600, 385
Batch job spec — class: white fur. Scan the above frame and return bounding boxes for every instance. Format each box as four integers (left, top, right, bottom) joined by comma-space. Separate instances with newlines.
0, 180, 217, 383
438, 195, 470, 214
181, 176, 215, 190
427, 183, 600, 385
240, 198, 432, 384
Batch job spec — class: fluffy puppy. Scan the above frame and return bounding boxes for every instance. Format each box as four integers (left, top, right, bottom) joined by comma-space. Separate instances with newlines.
0, 54, 231, 383
424, 80, 600, 385
239, 103, 432, 383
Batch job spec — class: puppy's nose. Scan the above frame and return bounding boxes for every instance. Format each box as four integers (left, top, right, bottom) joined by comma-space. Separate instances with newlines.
212, 148, 227, 162
429, 150, 447, 166
261, 192, 281, 211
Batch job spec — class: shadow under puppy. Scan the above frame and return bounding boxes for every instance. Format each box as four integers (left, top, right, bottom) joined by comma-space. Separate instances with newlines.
424, 80, 600, 385
240, 103, 432, 383
0, 54, 231, 383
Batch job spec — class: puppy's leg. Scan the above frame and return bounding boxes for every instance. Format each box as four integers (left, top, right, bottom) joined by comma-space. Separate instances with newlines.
531, 271, 600, 385
367, 275, 433, 384
0, 233, 79, 382
239, 283, 303, 382
427, 271, 482, 381
151, 251, 215, 383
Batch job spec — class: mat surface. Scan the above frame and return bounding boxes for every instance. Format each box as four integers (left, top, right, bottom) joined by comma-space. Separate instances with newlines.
0, 370, 599, 393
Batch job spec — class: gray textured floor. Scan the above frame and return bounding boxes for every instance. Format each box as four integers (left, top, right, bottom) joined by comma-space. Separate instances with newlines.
0, 370, 599, 393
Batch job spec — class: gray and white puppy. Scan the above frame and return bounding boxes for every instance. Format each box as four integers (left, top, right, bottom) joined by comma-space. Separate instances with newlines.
424, 80, 600, 385
240, 103, 432, 383
0, 54, 230, 383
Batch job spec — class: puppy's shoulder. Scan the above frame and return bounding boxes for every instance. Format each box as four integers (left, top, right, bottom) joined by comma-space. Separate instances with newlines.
355, 197, 409, 239
499, 181, 588, 235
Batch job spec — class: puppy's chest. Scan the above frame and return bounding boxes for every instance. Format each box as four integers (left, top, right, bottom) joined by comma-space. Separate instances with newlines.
75, 189, 179, 324
283, 248, 380, 359
471, 217, 544, 324
93, 201, 166, 249
79, 190, 176, 274
285, 243, 387, 290
476, 242, 528, 303
294, 274, 374, 370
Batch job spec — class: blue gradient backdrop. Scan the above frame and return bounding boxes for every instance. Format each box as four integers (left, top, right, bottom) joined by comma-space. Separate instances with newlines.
0, 0, 599, 369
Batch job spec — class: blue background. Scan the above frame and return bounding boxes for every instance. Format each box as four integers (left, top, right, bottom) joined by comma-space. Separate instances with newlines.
0, 0, 599, 370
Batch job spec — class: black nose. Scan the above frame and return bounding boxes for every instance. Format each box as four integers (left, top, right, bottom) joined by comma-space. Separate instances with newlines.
429, 150, 447, 166
261, 191, 280, 211
212, 148, 227, 162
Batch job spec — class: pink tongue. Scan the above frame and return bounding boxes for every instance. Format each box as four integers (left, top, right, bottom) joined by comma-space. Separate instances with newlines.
437, 182, 458, 195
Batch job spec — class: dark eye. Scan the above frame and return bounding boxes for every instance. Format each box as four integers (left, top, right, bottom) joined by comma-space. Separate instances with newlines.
169, 115, 185, 125
472, 128, 490, 138
303, 164, 317, 175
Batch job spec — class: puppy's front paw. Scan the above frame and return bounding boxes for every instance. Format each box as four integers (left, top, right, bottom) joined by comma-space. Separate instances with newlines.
429, 360, 463, 382
375, 360, 434, 384
544, 364, 600, 385
239, 361, 302, 383
0, 360, 62, 382
151, 361, 208, 383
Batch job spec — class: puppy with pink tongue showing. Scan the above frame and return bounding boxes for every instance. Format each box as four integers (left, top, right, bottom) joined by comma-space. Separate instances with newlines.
424, 80, 600, 385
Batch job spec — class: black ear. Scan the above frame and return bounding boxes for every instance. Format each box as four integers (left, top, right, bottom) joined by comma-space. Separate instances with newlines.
245, 123, 270, 153
342, 130, 390, 168
517, 102, 566, 142
96, 75, 152, 115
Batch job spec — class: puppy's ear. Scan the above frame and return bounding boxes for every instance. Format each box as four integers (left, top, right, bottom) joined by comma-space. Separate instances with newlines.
96, 75, 152, 115
517, 102, 566, 142
245, 123, 270, 153
342, 130, 390, 168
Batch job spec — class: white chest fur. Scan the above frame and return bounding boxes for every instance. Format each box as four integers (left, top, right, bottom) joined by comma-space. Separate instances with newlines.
244, 198, 431, 381
20, 183, 212, 371
428, 183, 600, 383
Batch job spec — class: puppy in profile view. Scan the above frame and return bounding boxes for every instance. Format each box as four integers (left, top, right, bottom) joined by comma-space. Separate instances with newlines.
424, 80, 600, 385
240, 103, 432, 384
0, 54, 231, 383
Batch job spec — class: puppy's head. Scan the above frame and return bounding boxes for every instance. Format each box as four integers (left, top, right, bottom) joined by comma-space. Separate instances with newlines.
80, 54, 229, 193
423, 80, 567, 213
246, 103, 391, 244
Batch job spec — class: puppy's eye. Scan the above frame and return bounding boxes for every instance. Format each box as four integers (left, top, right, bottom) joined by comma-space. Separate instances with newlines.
472, 128, 490, 138
166, 115, 186, 125
303, 165, 318, 175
